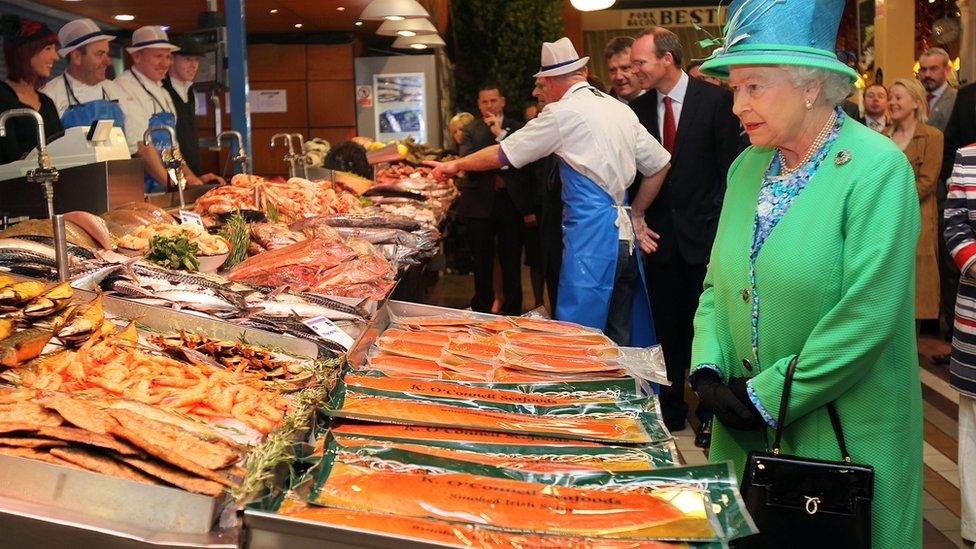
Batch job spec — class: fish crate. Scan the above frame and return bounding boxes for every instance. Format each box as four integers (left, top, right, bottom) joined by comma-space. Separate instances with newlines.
0, 455, 236, 541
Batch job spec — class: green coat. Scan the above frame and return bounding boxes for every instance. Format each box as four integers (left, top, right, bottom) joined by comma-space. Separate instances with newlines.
691, 119, 923, 548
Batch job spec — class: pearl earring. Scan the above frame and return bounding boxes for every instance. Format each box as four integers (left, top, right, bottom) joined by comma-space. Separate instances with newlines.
805, 100, 812, 109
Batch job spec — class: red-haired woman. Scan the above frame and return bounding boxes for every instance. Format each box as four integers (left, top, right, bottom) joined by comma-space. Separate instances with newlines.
0, 16, 62, 164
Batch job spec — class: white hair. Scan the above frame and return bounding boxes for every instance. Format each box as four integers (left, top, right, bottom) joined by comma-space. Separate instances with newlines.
781, 66, 853, 107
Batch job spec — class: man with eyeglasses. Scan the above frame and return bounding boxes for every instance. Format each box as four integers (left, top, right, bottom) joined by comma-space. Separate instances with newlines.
604, 36, 643, 105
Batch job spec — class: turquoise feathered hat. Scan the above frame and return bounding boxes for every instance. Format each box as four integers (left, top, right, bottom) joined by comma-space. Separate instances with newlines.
699, 0, 858, 82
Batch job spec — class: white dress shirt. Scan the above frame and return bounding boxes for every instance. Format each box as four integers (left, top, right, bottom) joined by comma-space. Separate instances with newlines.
864, 114, 886, 132
114, 67, 177, 152
928, 81, 949, 111
501, 81, 670, 207
40, 72, 124, 118
168, 77, 193, 103
656, 71, 689, 138
615, 88, 646, 106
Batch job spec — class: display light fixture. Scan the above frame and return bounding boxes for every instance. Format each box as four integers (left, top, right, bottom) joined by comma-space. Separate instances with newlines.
377, 18, 437, 37
113, 14, 135, 21
360, 0, 429, 21
569, 0, 616, 11
392, 33, 445, 49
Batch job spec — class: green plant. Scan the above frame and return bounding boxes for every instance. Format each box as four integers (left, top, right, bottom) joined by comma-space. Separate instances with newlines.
449, 0, 563, 118
144, 235, 200, 271
219, 210, 250, 270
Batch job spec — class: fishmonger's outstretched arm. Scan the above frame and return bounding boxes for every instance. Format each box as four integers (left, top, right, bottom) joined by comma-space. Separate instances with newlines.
426, 144, 503, 180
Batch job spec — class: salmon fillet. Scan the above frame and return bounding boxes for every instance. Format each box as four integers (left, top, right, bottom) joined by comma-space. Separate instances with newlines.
108, 409, 238, 470
37, 425, 141, 456
0, 401, 63, 426
118, 455, 225, 497
50, 447, 159, 485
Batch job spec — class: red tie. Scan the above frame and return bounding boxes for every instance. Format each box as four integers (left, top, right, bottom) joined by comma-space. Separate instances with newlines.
662, 96, 676, 153
927, 93, 935, 107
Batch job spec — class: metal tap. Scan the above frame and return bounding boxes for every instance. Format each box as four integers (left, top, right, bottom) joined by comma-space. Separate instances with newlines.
270, 133, 297, 179
0, 109, 68, 280
217, 130, 250, 175
290, 133, 309, 178
144, 125, 188, 209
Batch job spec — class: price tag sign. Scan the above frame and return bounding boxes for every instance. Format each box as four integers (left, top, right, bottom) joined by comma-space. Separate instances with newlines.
303, 316, 355, 350
179, 210, 204, 227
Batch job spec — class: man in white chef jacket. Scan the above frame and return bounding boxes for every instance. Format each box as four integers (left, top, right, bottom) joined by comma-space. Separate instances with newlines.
428, 37, 671, 347
114, 26, 216, 193
42, 18, 126, 130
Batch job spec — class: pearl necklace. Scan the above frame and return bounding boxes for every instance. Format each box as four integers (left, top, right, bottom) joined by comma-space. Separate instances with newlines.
778, 111, 838, 176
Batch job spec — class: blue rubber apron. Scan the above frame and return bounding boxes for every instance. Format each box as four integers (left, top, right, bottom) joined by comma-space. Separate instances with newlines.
555, 160, 656, 347
132, 70, 177, 193
60, 74, 126, 131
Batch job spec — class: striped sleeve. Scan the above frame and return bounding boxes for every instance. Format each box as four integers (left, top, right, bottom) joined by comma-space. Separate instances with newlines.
944, 146, 976, 274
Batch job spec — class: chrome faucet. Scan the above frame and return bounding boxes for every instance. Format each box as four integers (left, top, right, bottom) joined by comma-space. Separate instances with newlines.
270, 133, 297, 179
0, 108, 68, 280
217, 130, 250, 175
144, 125, 187, 209
0, 108, 59, 215
290, 133, 309, 178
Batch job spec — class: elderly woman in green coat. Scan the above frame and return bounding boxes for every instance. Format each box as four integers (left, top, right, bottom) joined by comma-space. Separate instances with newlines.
688, 0, 923, 547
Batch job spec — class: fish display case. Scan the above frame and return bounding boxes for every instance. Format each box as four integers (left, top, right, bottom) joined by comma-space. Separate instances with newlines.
0, 159, 145, 219
241, 300, 687, 549
0, 278, 324, 549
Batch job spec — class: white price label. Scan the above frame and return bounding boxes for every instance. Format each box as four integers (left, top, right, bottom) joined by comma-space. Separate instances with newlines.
179, 210, 204, 227
303, 316, 355, 350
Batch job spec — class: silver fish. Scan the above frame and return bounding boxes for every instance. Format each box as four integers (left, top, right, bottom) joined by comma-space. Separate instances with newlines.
249, 300, 363, 321
71, 263, 127, 291
153, 289, 243, 313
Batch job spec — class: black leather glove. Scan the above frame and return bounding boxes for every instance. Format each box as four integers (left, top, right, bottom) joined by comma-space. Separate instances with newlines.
690, 370, 766, 431
729, 377, 767, 430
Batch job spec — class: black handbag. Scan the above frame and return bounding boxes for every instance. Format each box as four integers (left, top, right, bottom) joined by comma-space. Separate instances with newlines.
736, 357, 875, 548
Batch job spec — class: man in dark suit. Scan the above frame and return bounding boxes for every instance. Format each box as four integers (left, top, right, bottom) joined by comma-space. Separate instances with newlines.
456, 82, 531, 315
630, 27, 745, 445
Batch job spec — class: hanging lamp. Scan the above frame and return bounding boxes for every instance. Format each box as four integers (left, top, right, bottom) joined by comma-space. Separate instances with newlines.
377, 18, 438, 37
392, 33, 446, 49
360, 0, 429, 21
569, 0, 616, 11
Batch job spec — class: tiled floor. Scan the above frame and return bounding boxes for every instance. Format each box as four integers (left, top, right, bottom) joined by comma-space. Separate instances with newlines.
419, 269, 974, 547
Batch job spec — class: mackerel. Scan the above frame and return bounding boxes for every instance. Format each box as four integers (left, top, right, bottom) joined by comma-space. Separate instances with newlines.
6, 235, 96, 259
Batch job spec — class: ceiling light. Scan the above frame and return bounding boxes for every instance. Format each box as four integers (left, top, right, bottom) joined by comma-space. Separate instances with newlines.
337, 6, 345, 11
270, 8, 278, 13
113, 14, 135, 21
294, 23, 303, 28
355, 20, 364, 26
569, 0, 616, 10
360, 0, 428, 21
392, 33, 445, 49
376, 18, 437, 37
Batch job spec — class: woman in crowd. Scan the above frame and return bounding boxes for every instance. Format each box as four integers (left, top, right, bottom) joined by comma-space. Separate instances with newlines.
448, 112, 474, 152
886, 77, 943, 326
0, 16, 62, 164
944, 144, 976, 547
688, 0, 923, 545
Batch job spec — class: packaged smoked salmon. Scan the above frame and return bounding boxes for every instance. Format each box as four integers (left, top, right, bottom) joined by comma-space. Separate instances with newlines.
289, 446, 724, 542
272, 503, 700, 548
306, 430, 679, 473
322, 379, 670, 444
